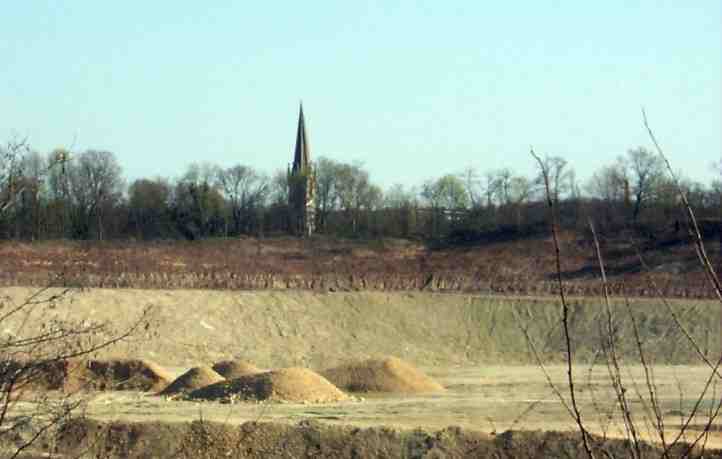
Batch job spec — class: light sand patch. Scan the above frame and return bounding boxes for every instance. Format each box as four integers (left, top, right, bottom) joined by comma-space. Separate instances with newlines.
158, 366, 225, 397
187, 367, 348, 403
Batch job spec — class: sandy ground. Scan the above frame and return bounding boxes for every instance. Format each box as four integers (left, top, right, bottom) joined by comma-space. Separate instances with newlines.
12, 364, 722, 449
4, 287, 722, 452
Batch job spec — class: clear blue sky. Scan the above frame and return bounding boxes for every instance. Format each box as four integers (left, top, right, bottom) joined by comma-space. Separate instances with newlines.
2, 1, 720, 189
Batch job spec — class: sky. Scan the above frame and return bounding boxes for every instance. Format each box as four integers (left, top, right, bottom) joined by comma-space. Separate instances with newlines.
1, 1, 720, 189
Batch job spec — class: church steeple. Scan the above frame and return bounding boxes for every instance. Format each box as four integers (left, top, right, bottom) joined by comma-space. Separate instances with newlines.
292, 103, 310, 173
288, 102, 316, 237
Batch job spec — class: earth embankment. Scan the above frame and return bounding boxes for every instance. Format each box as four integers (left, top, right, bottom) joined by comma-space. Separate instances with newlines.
2, 287, 718, 368
51, 419, 713, 459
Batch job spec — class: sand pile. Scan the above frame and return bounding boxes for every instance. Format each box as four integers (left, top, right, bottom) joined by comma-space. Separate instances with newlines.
211, 360, 262, 379
322, 356, 444, 393
159, 366, 225, 397
187, 367, 348, 403
65, 359, 173, 392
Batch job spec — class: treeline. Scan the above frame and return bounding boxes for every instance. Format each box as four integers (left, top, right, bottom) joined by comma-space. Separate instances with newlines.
1, 138, 720, 242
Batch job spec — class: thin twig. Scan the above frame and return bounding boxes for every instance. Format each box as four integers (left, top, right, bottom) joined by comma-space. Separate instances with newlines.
643, 110, 722, 457
511, 305, 574, 419
589, 219, 641, 459
633, 246, 722, 378
623, 295, 668, 455
675, 355, 722, 458
643, 108, 722, 303
531, 147, 595, 459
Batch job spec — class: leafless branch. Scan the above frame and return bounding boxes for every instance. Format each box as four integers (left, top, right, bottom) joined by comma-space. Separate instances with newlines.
589, 219, 641, 458
643, 109, 722, 303
531, 147, 596, 459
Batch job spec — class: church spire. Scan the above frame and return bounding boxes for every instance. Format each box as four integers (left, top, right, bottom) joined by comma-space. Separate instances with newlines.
292, 102, 310, 173
288, 102, 316, 237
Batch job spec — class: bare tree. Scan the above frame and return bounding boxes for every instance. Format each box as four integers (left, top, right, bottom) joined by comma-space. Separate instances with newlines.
485, 168, 533, 230
533, 155, 573, 203
172, 162, 225, 239
0, 288, 154, 458
493, 168, 515, 206
269, 169, 290, 206
531, 148, 596, 459
216, 165, 268, 235
420, 174, 469, 237
587, 163, 628, 204
2, 151, 47, 239
382, 184, 417, 237
384, 183, 415, 209
623, 146, 666, 221
586, 163, 629, 227
66, 150, 123, 240
481, 169, 502, 209
520, 119, 722, 459
459, 165, 481, 209
1, 141, 70, 239
128, 178, 173, 239
0, 139, 30, 217
334, 162, 382, 235
313, 157, 340, 231
421, 174, 469, 211
0, 139, 154, 458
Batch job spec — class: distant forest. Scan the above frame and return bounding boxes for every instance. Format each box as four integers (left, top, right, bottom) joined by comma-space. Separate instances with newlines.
1, 138, 720, 242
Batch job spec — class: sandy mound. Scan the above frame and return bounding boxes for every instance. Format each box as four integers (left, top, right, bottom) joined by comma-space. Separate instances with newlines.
322, 356, 444, 393
211, 360, 262, 379
159, 366, 225, 396
65, 359, 173, 392
187, 367, 348, 403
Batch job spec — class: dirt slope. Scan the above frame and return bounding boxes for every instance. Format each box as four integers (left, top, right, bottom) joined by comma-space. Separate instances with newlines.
1, 287, 718, 368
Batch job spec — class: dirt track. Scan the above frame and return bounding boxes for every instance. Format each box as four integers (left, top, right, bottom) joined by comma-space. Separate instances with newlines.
61, 365, 722, 436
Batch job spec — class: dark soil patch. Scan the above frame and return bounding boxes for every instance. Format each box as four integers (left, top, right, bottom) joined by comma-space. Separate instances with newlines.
1, 358, 172, 394
65, 359, 173, 392
47, 418, 721, 459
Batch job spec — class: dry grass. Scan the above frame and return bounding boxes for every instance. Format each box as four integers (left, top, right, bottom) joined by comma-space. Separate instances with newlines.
0, 235, 715, 297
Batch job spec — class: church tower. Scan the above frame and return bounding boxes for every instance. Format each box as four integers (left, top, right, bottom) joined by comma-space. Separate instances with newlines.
288, 103, 316, 236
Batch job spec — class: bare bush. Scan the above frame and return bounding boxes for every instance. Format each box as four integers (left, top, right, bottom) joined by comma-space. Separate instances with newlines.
0, 141, 155, 458
520, 115, 722, 458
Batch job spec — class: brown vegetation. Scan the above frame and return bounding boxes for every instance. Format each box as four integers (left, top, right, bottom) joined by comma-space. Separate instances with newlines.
0, 233, 717, 298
